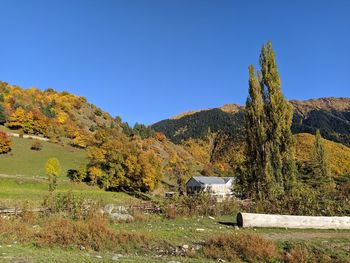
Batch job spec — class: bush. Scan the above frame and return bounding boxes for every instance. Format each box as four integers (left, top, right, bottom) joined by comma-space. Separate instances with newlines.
0, 131, 12, 154
203, 233, 279, 262
282, 241, 348, 263
35, 215, 149, 251
0, 217, 32, 242
42, 191, 101, 220
30, 140, 43, 151
94, 108, 103, 116
161, 193, 239, 218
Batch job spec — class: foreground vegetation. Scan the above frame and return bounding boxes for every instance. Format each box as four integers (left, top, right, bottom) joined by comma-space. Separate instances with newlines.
0, 192, 349, 263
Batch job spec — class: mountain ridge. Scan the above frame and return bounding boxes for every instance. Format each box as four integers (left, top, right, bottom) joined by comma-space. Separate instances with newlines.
152, 97, 350, 147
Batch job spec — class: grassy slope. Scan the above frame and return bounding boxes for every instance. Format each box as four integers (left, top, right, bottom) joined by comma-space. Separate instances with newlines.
0, 177, 136, 207
0, 137, 87, 177
0, 135, 136, 207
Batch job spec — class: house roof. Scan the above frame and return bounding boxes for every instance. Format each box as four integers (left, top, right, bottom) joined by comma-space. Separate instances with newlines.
189, 176, 234, 185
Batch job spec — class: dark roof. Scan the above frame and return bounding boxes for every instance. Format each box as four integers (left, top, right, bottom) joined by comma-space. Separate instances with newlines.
190, 176, 234, 185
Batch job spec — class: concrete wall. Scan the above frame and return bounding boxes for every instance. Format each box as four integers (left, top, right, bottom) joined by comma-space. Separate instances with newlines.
237, 212, 350, 229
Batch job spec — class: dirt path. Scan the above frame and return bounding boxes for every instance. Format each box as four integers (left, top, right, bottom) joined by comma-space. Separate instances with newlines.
264, 231, 350, 241
6, 132, 49, 141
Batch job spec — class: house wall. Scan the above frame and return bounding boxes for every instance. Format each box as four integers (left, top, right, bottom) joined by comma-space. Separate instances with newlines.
186, 178, 203, 194
206, 182, 233, 197
186, 179, 233, 200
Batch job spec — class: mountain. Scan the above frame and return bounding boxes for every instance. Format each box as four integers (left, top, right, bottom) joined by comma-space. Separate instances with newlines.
152, 97, 350, 147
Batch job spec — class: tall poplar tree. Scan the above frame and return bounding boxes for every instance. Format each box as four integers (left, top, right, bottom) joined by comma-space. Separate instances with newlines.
244, 41, 296, 203
243, 65, 267, 200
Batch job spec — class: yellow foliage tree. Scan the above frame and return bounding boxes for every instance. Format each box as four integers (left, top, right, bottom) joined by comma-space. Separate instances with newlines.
45, 158, 62, 192
7, 107, 27, 130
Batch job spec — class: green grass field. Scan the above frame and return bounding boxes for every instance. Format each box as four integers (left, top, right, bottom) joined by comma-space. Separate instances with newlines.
0, 135, 138, 207
0, 177, 137, 207
0, 136, 87, 177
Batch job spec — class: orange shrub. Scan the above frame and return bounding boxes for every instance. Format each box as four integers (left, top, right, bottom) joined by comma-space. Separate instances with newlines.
203, 233, 279, 262
35, 215, 149, 251
0, 131, 11, 154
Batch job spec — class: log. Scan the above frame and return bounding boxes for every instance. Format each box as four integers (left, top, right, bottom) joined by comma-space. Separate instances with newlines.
237, 212, 350, 229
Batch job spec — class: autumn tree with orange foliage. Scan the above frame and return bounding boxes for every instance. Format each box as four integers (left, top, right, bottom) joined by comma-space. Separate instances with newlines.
0, 132, 12, 154
83, 127, 163, 192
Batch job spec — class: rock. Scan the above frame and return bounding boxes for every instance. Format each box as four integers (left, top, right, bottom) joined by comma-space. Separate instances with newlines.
80, 245, 86, 250
104, 204, 114, 214
104, 204, 133, 221
194, 245, 202, 250
114, 205, 128, 214
182, 244, 189, 249
111, 255, 119, 261
110, 213, 134, 222
234, 226, 240, 230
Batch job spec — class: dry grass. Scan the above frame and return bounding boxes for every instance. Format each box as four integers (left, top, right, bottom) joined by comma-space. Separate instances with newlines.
203, 233, 279, 262
0, 213, 149, 252
0, 217, 32, 243
35, 215, 149, 251
282, 242, 349, 263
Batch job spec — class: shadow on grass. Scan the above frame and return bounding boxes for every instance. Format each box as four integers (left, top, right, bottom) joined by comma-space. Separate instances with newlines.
218, 221, 238, 227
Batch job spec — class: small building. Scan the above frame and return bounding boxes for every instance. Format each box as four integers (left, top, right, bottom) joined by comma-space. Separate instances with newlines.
186, 176, 234, 201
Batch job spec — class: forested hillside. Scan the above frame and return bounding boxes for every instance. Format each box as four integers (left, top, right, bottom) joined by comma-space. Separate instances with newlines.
0, 81, 205, 192
1, 80, 350, 194
152, 97, 350, 147
0, 81, 117, 147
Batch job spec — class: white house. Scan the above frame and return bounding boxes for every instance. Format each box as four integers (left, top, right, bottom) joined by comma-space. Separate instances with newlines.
186, 176, 234, 201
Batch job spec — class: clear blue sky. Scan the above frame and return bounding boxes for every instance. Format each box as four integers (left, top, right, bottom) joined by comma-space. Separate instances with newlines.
1, 0, 349, 125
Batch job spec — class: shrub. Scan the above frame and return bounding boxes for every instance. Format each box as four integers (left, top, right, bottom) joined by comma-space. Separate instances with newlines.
42, 191, 101, 220
35, 215, 149, 251
203, 233, 279, 262
161, 193, 239, 218
94, 108, 103, 116
30, 140, 43, 151
0, 131, 12, 154
0, 217, 32, 243
282, 241, 348, 263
